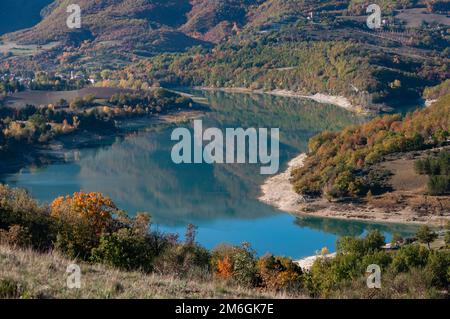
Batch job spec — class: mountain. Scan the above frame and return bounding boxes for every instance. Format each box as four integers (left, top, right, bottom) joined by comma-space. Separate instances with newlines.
0, 0, 268, 69
1, 0, 448, 110
3, 0, 265, 47
4, 0, 201, 47
0, 0, 53, 36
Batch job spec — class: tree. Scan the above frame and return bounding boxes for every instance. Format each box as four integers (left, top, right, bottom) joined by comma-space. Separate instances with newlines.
445, 221, 450, 247
69, 97, 85, 110
51, 192, 117, 235
364, 229, 385, 252
416, 225, 438, 249
391, 233, 403, 245
50, 192, 119, 259
185, 223, 197, 246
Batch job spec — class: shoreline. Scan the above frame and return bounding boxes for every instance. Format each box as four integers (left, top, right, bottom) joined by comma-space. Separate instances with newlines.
259, 153, 449, 226
0, 109, 205, 176
195, 86, 367, 113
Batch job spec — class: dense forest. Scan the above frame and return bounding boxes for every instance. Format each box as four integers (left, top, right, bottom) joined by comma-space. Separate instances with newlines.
103, 38, 447, 108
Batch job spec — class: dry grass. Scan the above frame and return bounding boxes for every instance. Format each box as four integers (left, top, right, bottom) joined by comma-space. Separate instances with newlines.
0, 244, 299, 299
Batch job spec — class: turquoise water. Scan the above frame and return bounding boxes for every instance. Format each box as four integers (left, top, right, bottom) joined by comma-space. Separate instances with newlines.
1, 91, 419, 259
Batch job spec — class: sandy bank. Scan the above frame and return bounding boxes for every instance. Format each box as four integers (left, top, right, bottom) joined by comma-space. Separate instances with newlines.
259, 153, 449, 226
295, 253, 337, 271
258, 153, 307, 212
195, 87, 364, 112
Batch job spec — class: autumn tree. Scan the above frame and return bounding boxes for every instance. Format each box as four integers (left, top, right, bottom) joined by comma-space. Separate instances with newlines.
51, 192, 119, 259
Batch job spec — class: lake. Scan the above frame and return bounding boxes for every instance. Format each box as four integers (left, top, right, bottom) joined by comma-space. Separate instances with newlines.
1, 90, 419, 259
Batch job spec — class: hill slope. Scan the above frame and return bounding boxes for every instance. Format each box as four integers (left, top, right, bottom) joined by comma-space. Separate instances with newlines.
0, 244, 286, 299
292, 93, 450, 198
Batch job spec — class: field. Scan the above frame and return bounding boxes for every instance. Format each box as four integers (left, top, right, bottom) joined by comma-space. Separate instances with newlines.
0, 41, 60, 57
396, 8, 450, 28
4, 87, 131, 109
368, 147, 450, 222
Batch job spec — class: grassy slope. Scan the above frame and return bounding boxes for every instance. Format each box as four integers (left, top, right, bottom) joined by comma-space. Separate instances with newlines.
0, 244, 294, 299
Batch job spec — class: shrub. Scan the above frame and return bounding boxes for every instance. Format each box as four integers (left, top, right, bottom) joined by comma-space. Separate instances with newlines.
391, 244, 430, 273
364, 229, 386, 252
54, 218, 100, 260
51, 192, 117, 235
152, 222, 210, 278
153, 243, 211, 279
91, 228, 155, 272
216, 255, 233, 280
211, 243, 258, 287
256, 254, 303, 291
0, 185, 55, 250
445, 221, 450, 247
425, 251, 450, 288
336, 230, 385, 256
427, 175, 450, 195
0, 225, 31, 248
361, 250, 393, 271
51, 192, 119, 259
306, 256, 336, 297
232, 243, 258, 287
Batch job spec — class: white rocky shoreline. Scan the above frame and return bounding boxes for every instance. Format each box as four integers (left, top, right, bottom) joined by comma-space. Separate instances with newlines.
195, 87, 364, 112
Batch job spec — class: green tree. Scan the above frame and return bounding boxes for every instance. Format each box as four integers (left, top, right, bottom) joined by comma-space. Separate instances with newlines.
416, 226, 438, 249
391, 233, 403, 245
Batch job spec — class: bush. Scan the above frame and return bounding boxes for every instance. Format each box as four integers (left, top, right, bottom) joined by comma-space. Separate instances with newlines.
425, 251, 450, 288
391, 244, 430, 273
306, 256, 336, 297
257, 254, 303, 291
415, 151, 450, 195
427, 175, 450, 195
91, 228, 155, 272
445, 221, 450, 247
0, 185, 55, 250
153, 243, 211, 279
336, 230, 385, 256
0, 225, 31, 248
54, 218, 100, 260
51, 192, 119, 260
211, 243, 258, 287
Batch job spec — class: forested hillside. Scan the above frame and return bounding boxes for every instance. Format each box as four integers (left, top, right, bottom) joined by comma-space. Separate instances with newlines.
1, 0, 449, 109
91, 0, 449, 109
291, 93, 450, 198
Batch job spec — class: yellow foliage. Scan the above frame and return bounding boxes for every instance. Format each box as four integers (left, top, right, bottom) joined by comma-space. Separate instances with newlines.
51, 192, 117, 234
216, 255, 233, 280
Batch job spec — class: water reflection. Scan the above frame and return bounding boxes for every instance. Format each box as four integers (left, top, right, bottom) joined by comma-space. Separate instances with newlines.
294, 215, 418, 238
2, 91, 419, 257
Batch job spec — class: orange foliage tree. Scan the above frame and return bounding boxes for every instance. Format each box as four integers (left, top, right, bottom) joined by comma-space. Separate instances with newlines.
50, 192, 119, 259
51, 192, 117, 235
216, 255, 233, 280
